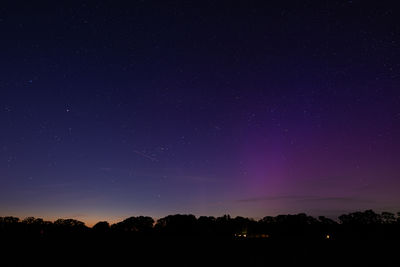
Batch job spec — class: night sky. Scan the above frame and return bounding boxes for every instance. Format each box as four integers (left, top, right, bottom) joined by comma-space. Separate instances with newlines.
1, 0, 400, 225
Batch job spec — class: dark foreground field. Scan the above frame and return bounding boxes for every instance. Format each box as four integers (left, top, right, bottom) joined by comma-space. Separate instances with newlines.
1, 232, 398, 266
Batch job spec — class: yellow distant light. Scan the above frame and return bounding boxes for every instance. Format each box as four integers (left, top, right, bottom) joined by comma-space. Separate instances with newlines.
326, 234, 330, 239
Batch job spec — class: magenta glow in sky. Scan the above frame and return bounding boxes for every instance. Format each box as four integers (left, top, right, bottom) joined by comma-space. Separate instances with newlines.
1, 0, 399, 224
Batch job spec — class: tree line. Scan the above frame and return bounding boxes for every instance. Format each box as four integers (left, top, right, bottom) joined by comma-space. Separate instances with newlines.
1, 209, 400, 241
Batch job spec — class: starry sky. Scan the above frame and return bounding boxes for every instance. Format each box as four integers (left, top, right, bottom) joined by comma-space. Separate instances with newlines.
1, 0, 400, 225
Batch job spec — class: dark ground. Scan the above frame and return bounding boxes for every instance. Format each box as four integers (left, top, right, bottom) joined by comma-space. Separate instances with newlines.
1, 235, 398, 267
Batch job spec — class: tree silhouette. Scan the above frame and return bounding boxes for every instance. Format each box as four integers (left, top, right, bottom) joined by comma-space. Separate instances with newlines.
112, 216, 154, 233
261, 216, 276, 224
54, 218, 86, 228
318, 216, 337, 225
2, 216, 20, 224
21, 217, 48, 236
381, 212, 396, 224
1, 209, 399, 243
53, 219, 87, 236
339, 210, 382, 224
155, 214, 197, 236
93, 221, 110, 232
197, 216, 216, 235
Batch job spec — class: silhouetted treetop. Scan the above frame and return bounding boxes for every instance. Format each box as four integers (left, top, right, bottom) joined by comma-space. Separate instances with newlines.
22, 217, 45, 225
54, 219, 87, 228
318, 216, 337, 225
1, 216, 20, 224
381, 212, 396, 224
112, 216, 154, 232
339, 210, 382, 224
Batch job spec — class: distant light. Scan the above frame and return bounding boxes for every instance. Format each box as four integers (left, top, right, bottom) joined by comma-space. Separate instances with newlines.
326, 234, 330, 239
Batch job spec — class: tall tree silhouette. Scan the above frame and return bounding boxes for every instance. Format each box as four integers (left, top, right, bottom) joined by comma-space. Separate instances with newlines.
112, 216, 154, 233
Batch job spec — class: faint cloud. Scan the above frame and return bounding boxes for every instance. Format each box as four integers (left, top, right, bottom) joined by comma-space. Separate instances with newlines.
237, 195, 305, 203
237, 195, 373, 204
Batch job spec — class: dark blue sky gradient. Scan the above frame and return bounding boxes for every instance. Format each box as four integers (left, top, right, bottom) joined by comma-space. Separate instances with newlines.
1, 0, 400, 224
